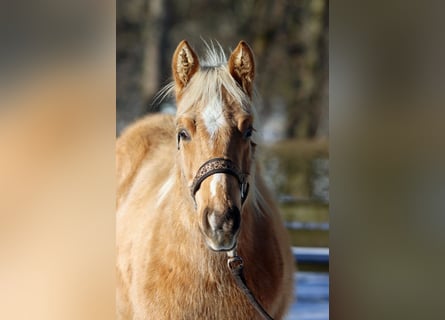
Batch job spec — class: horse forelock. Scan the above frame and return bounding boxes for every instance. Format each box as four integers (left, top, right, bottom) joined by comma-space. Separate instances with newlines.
177, 67, 251, 115
200, 40, 227, 68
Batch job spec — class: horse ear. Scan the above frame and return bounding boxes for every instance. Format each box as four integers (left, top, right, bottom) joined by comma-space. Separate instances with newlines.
172, 40, 199, 96
228, 41, 255, 97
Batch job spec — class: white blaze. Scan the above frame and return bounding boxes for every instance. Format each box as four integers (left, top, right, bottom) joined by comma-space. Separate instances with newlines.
202, 97, 227, 138
210, 174, 224, 198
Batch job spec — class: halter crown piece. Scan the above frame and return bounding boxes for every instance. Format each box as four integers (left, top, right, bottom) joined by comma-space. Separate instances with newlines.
190, 158, 250, 205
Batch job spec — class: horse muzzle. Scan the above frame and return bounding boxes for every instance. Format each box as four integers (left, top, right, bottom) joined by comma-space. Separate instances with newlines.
202, 206, 241, 252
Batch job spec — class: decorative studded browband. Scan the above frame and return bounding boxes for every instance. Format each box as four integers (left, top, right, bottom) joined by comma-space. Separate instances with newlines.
190, 158, 249, 205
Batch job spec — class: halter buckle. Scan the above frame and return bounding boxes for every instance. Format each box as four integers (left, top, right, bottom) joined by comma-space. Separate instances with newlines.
227, 256, 244, 272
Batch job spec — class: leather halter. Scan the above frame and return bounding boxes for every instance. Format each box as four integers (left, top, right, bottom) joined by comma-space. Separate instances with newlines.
190, 158, 249, 205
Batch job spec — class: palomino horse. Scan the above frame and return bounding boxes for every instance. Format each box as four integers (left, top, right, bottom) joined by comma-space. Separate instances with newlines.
116, 40, 294, 319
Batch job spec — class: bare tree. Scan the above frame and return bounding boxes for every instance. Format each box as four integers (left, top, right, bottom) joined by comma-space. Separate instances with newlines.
141, 0, 169, 111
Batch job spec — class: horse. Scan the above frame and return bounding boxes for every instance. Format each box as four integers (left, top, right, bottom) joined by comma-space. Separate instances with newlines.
116, 40, 294, 319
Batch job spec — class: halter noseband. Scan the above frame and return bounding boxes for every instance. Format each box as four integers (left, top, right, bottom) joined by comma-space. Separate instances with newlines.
190, 158, 249, 205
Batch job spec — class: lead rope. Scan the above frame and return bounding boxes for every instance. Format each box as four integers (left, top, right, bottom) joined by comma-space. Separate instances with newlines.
227, 250, 274, 320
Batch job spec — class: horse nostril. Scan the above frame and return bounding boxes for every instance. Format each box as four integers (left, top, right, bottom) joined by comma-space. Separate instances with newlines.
206, 207, 240, 233
224, 207, 240, 232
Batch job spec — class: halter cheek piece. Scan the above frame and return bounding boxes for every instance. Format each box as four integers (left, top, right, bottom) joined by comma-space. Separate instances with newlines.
190, 158, 249, 205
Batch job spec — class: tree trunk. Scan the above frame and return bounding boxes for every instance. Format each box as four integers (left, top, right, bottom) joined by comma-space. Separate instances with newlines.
141, 0, 168, 112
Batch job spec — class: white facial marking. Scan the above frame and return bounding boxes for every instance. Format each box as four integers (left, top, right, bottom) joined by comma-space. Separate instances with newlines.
208, 211, 219, 230
210, 174, 224, 198
202, 96, 227, 138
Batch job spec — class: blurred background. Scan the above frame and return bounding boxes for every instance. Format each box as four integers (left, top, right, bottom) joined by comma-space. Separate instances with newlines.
5, 1, 444, 320
0, 1, 115, 320
117, 1, 329, 318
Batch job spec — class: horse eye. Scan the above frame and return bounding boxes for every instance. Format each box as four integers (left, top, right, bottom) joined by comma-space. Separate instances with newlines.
178, 129, 191, 141
243, 127, 253, 139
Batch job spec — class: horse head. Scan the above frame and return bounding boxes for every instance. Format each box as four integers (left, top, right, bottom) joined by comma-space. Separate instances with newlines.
172, 40, 256, 252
